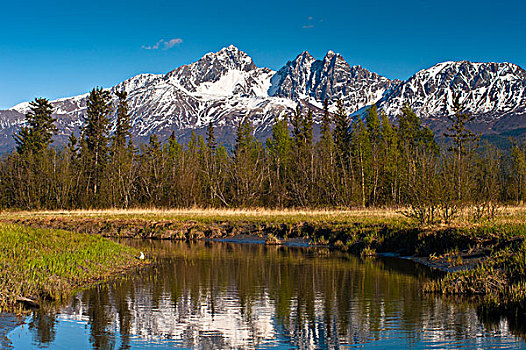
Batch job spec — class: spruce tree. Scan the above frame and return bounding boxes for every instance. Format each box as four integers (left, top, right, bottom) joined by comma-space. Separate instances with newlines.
331, 100, 354, 205
233, 118, 264, 206
509, 140, 526, 204
351, 117, 372, 207
114, 89, 131, 149
379, 112, 400, 203
333, 100, 351, 170
267, 114, 292, 206
206, 121, 216, 153
14, 97, 56, 154
109, 89, 134, 208
320, 99, 332, 144
444, 93, 477, 157
67, 132, 78, 156
82, 87, 112, 199
318, 99, 335, 164
315, 99, 337, 205
289, 106, 315, 206
365, 105, 381, 205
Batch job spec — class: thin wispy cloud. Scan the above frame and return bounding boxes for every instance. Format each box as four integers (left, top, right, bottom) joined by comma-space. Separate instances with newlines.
142, 38, 183, 50
302, 16, 314, 29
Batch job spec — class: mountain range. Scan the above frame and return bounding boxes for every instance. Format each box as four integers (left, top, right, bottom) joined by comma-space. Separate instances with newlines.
1, 45, 525, 152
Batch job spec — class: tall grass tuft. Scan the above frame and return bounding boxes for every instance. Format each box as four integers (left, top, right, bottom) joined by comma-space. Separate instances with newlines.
0, 224, 143, 311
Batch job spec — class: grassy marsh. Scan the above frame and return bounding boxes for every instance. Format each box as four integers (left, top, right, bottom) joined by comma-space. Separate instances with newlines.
1, 206, 526, 317
0, 224, 145, 312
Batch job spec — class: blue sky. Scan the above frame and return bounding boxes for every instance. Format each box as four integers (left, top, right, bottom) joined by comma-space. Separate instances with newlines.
0, 0, 525, 109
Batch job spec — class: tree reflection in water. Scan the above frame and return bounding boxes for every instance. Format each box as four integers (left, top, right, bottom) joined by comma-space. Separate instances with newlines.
23, 241, 526, 349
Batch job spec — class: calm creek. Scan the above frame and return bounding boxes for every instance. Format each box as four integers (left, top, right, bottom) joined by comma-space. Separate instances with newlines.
2, 240, 526, 349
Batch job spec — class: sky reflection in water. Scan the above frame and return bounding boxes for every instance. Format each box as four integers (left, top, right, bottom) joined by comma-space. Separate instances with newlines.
5, 240, 526, 349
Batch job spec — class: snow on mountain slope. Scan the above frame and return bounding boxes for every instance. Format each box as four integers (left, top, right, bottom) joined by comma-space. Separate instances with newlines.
0, 46, 300, 151
165, 45, 260, 93
269, 50, 395, 111
376, 61, 526, 133
1, 46, 526, 153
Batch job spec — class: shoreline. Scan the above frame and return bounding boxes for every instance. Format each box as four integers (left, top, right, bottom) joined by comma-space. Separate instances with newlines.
1, 208, 525, 319
0, 213, 516, 270
0, 223, 149, 312
0, 214, 514, 272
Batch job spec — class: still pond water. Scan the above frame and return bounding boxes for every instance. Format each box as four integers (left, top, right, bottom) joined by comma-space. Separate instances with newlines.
3, 240, 526, 349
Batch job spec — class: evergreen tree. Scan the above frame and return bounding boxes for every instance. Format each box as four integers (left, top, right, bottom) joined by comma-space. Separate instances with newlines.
509, 140, 526, 204
333, 100, 351, 169
178, 131, 203, 206
82, 87, 112, 200
316, 99, 337, 205
14, 97, 56, 154
138, 134, 164, 205
444, 93, 477, 156
233, 118, 265, 206
318, 99, 335, 166
320, 99, 332, 144
290, 106, 314, 206
109, 89, 135, 207
8, 98, 57, 209
365, 105, 381, 205
332, 100, 354, 205
351, 117, 372, 207
206, 121, 216, 153
379, 111, 400, 203
166, 132, 182, 159
267, 114, 292, 206
113, 90, 131, 149
165, 131, 183, 206
67, 132, 78, 157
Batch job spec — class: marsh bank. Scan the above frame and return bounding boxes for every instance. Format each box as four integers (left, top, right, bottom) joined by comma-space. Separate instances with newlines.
1, 208, 525, 320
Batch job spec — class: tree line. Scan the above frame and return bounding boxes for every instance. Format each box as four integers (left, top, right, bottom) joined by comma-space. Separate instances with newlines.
1, 87, 525, 222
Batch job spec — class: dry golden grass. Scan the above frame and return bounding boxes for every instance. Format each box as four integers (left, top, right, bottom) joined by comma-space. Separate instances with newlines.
0, 207, 406, 225
1, 205, 524, 226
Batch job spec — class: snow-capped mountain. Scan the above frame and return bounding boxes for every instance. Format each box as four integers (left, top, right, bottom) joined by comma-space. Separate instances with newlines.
1, 46, 525, 153
269, 50, 396, 111
3, 46, 298, 151
375, 61, 526, 134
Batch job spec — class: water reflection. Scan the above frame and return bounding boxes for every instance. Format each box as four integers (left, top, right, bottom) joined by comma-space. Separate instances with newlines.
8, 241, 526, 349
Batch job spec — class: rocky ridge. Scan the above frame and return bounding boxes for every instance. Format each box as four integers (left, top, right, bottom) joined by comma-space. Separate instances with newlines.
1, 45, 525, 152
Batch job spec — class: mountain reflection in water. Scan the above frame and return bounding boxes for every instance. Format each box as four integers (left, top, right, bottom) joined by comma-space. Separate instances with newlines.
6, 240, 526, 349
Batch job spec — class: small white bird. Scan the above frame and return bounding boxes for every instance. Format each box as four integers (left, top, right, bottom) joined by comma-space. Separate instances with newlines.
139, 251, 145, 260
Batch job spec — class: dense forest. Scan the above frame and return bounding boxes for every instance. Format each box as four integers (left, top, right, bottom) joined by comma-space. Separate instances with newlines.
1, 87, 525, 223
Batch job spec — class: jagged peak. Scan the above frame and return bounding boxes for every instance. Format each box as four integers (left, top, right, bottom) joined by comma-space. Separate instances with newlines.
225, 44, 239, 50
203, 44, 242, 56
165, 45, 258, 88
324, 50, 343, 60
417, 60, 523, 73
199, 45, 255, 68
294, 50, 315, 63
406, 60, 526, 85
323, 50, 347, 65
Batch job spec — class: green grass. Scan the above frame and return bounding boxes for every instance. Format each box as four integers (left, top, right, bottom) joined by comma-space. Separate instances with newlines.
0, 223, 144, 312
2, 207, 526, 317
424, 238, 526, 317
